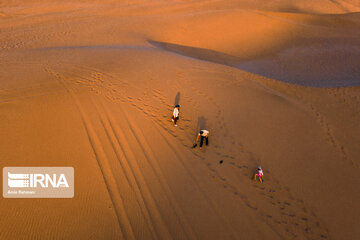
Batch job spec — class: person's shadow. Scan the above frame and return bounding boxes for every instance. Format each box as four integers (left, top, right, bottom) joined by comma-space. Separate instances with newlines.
174, 92, 180, 106
197, 116, 206, 131
194, 116, 206, 138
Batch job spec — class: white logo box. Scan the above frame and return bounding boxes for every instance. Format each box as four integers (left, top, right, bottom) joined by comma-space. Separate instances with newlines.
3, 167, 74, 198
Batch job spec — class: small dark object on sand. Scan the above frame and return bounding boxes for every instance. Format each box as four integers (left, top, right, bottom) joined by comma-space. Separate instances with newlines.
219, 160, 223, 164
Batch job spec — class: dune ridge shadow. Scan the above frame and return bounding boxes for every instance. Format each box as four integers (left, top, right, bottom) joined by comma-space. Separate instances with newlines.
149, 40, 241, 66
149, 40, 360, 87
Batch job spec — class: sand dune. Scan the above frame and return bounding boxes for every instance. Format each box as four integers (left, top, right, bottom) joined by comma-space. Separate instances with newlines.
1, 1, 360, 240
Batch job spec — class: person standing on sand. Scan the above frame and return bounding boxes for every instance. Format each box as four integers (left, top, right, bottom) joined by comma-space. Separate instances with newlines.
193, 130, 209, 149
254, 166, 264, 183
172, 104, 180, 126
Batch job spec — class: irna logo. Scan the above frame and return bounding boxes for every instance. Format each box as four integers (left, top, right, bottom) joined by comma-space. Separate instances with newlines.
8, 172, 69, 188
3, 167, 74, 198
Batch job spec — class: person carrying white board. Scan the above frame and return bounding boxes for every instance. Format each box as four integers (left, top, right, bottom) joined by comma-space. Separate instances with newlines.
172, 104, 180, 126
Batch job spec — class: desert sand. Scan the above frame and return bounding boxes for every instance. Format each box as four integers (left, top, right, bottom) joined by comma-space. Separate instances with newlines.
1, 0, 360, 239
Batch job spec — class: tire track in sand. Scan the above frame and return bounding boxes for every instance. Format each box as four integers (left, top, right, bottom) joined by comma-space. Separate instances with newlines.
117, 103, 198, 240
51, 63, 172, 239
44, 66, 134, 240
94, 98, 173, 240
92, 97, 160, 240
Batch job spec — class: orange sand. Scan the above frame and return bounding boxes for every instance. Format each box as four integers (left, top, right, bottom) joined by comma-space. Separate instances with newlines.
1, 1, 360, 239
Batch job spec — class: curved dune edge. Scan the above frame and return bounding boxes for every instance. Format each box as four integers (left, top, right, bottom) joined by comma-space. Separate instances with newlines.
149, 39, 360, 87
1, 1, 360, 240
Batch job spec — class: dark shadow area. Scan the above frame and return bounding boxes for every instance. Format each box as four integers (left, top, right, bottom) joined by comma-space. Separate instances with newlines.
235, 48, 360, 87
149, 40, 360, 87
149, 40, 241, 66
196, 116, 207, 131
174, 92, 180, 106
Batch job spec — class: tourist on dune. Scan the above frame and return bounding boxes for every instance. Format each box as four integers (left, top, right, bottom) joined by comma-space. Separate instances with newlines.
254, 166, 264, 183
172, 104, 180, 126
193, 130, 209, 149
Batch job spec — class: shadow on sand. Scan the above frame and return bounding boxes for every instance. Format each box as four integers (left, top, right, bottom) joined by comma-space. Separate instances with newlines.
149, 40, 360, 87
174, 92, 180, 106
